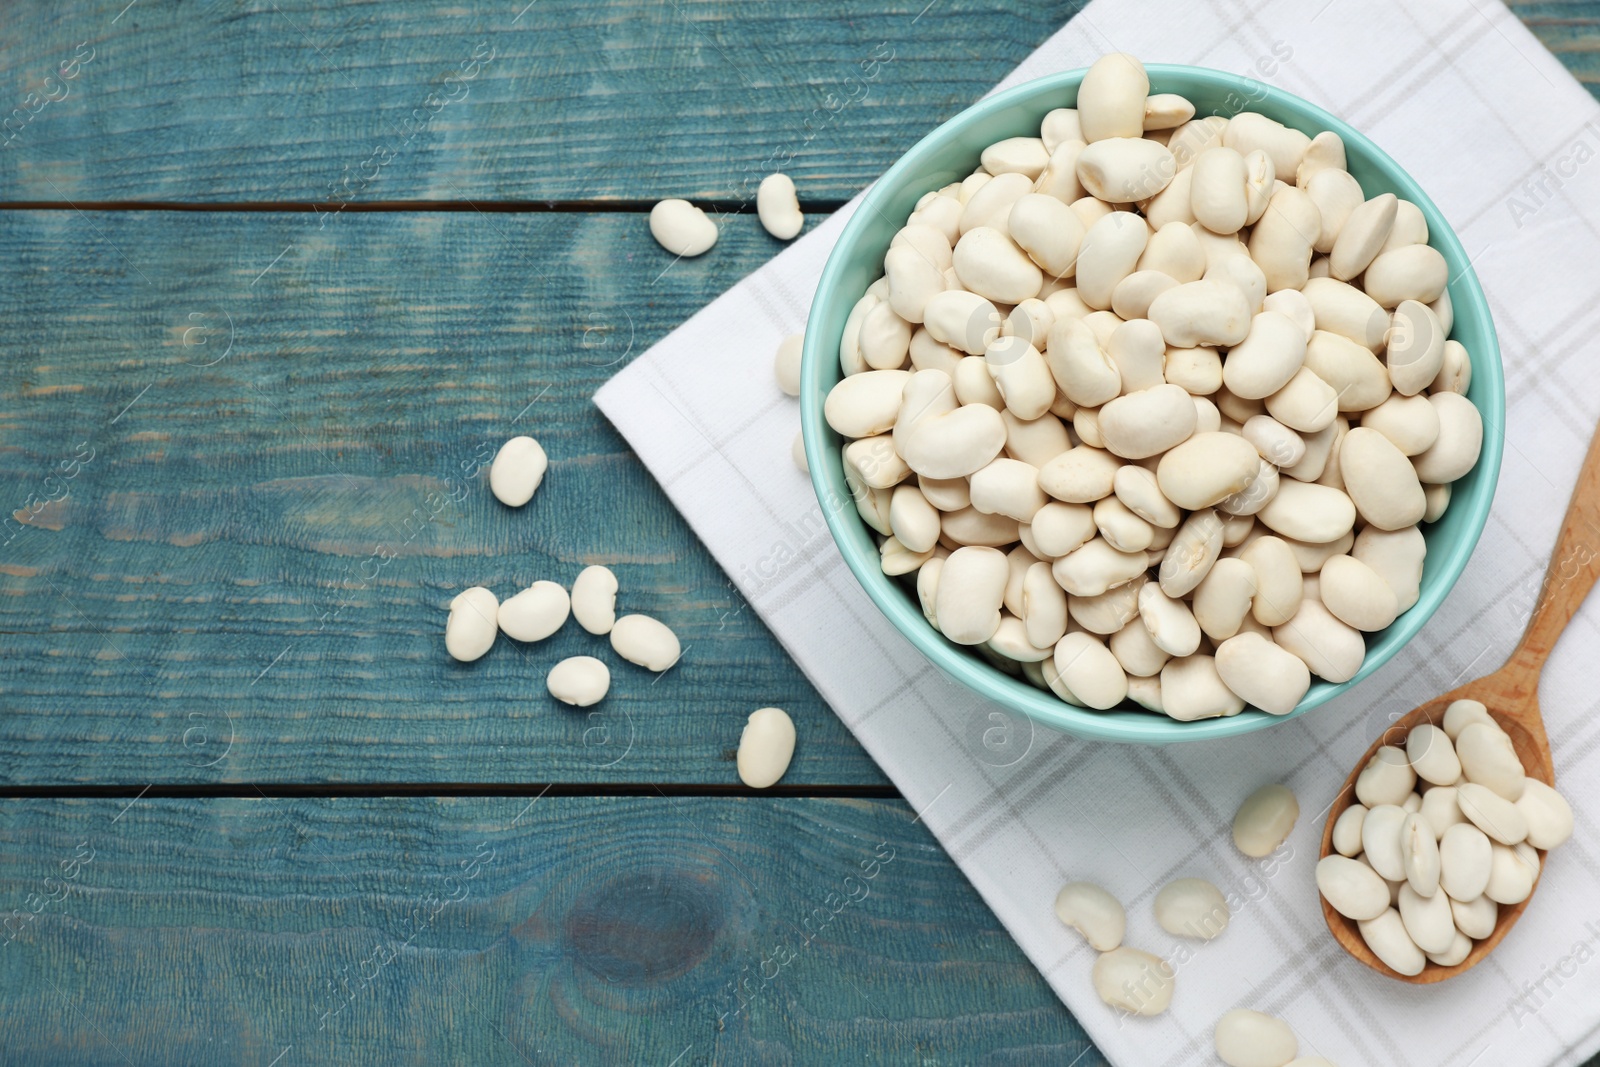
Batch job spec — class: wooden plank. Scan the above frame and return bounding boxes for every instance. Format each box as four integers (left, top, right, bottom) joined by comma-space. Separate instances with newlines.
0, 796, 1106, 1065
1, 1, 1595, 204
0, 0, 1079, 203
0, 209, 889, 786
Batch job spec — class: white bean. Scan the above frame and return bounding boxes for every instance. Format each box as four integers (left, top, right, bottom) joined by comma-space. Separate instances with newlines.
610, 614, 681, 671
923, 289, 1003, 355
1304, 330, 1392, 412
1040, 108, 1084, 153
1233, 782, 1299, 857
1074, 211, 1149, 310
1256, 480, 1355, 544
1358, 908, 1426, 976
1076, 137, 1174, 203
1054, 881, 1126, 951
1329, 194, 1397, 280
1264, 367, 1339, 433
1248, 184, 1320, 292
489, 436, 549, 507
1214, 1008, 1298, 1067
1317, 854, 1389, 920
936, 546, 1008, 644
1161, 653, 1244, 720
1451, 893, 1498, 939
757, 173, 804, 240
1147, 279, 1252, 347
1156, 433, 1260, 510
1318, 553, 1399, 632
1439, 823, 1493, 901
1224, 112, 1311, 179
900, 404, 1007, 479
960, 171, 1033, 234
1054, 632, 1128, 709
1190, 147, 1249, 234
1352, 525, 1425, 613
825, 369, 911, 438
981, 136, 1050, 178
1138, 582, 1201, 657
737, 707, 796, 788
1363, 244, 1448, 308
568, 565, 620, 636
1045, 317, 1122, 406
649, 198, 718, 256
1008, 193, 1086, 278
1273, 598, 1363, 682
1155, 878, 1229, 939
444, 587, 499, 662
1156, 508, 1224, 598
1456, 782, 1529, 845
1077, 53, 1149, 142
498, 580, 571, 643
1331, 804, 1367, 857
1193, 557, 1257, 640
547, 656, 610, 707
1398, 882, 1455, 954
1360, 394, 1439, 456
1099, 384, 1198, 459
1456, 722, 1526, 800
1105, 317, 1167, 391
1420, 786, 1466, 840
1302, 277, 1387, 352
1516, 779, 1574, 849
954, 226, 1044, 304
1412, 392, 1483, 484
1091, 947, 1173, 1016
1484, 841, 1538, 905
1215, 631, 1310, 714
1143, 93, 1194, 130
1110, 617, 1171, 677
885, 247, 947, 325
1442, 698, 1494, 740
1406, 723, 1461, 786
1400, 812, 1442, 897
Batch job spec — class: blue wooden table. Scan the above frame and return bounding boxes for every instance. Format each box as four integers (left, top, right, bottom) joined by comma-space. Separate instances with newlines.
2, 2, 1597, 1063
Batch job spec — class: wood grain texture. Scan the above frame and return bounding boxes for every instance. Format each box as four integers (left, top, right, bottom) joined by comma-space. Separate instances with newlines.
1, 1, 1596, 205
0, 209, 888, 787
0, 0, 1081, 203
0, 796, 1106, 1066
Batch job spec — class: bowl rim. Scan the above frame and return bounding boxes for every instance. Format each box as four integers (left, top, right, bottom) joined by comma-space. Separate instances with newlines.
800, 63, 1506, 744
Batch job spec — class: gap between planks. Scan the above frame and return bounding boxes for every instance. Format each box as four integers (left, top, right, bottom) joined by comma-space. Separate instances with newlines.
0, 782, 904, 800
0, 198, 852, 214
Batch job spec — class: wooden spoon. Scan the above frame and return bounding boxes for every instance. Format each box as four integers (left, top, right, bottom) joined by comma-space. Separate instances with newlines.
1320, 423, 1600, 982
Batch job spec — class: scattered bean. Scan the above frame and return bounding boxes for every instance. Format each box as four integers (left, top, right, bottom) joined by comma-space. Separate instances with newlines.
757, 174, 804, 240
610, 613, 681, 671
444, 587, 499, 662
649, 198, 718, 256
489, 436, 549, 507
1054, 881, 1126, 951
547, 656, 610, 707
736, 707, 796, 788
1233, 783, 1299, 858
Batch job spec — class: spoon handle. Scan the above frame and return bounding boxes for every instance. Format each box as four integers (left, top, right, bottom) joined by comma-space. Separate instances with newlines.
1508, 421, 1600, 676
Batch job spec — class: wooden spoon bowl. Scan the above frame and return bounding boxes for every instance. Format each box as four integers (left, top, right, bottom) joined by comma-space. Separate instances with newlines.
1320, 422, 1600, 982
1318, 669, 1553, 982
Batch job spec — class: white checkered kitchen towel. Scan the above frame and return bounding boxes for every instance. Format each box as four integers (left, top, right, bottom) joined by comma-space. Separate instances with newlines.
596, 0, 1600, 1062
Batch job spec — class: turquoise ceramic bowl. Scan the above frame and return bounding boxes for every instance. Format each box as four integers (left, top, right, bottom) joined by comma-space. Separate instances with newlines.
799, 64, 1505, 744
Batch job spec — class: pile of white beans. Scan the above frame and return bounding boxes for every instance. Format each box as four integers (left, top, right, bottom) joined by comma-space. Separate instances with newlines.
1058, 782, 1332, 1065
813, 51, 1484, 720
1318, 699, 1574, 976
448, 437, 796, 787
